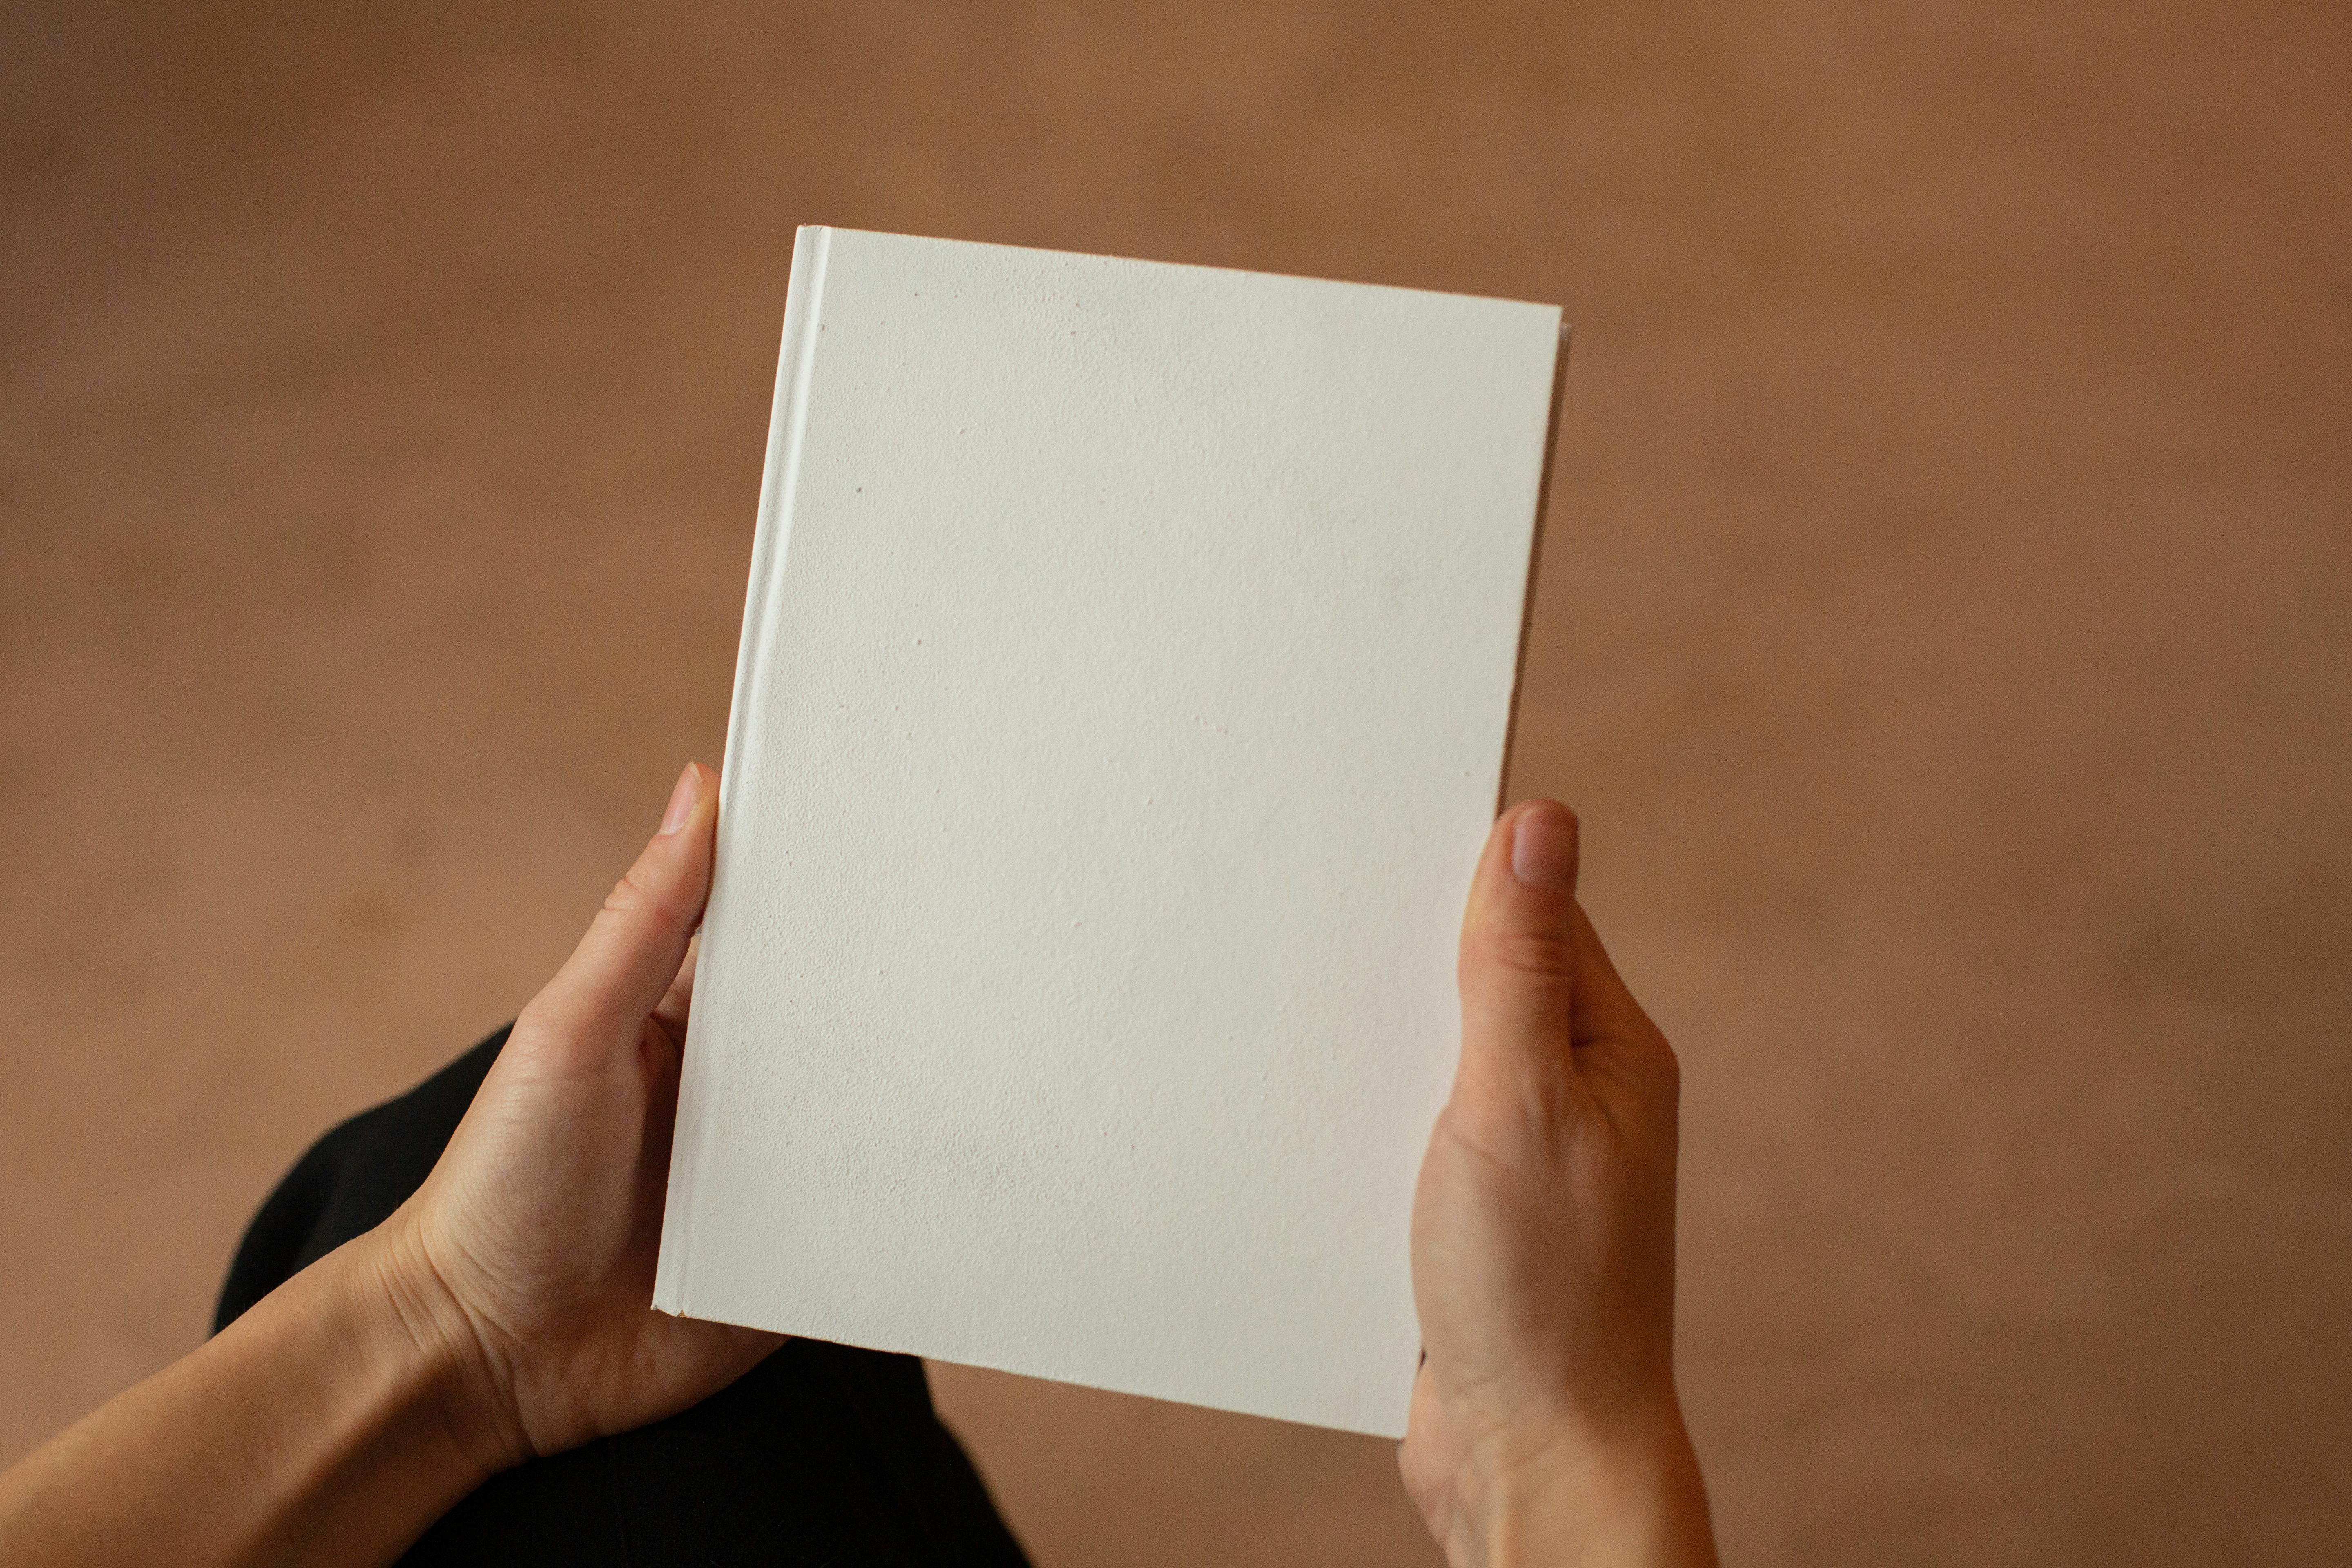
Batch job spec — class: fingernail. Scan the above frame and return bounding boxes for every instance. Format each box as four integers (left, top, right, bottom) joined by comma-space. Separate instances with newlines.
1509, 802, 1577, 891
659, 764, 700, 835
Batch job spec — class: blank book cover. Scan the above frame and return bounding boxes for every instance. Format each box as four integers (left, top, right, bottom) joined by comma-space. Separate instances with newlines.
654, 226, 1566, 1438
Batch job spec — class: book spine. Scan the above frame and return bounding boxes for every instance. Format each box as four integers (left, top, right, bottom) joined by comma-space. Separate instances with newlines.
651, 225, 834, 1316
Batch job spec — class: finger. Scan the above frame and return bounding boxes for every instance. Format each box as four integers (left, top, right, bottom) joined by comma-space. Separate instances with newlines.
525, 762, 717, 1053
1566, 902, 1657, 1049
1566, 900, 1680, 1101
1455, 799, 1586, 1118
650, 935, 700, 1053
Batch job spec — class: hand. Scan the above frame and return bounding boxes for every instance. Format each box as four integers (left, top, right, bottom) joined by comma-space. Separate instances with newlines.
368, 762, 783, 1474
0, 764, 780, 1566
1401, 801, 1716, 1567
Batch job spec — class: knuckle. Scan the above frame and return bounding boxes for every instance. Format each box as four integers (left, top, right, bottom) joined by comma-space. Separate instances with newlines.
601, 869, 651, 917
604, 866, 685, 933
515, 987, 589, 1036
1473, 928, 1579, 982
507, 1001, 568, 1057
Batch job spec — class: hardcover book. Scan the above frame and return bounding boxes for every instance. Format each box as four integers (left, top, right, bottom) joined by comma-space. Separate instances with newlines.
654, 226, 1566, 1437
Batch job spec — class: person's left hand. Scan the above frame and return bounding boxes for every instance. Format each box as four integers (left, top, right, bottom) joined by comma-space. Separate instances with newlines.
368, 761, 781, 1474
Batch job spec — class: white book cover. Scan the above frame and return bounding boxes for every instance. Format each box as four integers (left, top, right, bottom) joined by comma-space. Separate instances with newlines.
655, 226, 1566, 1439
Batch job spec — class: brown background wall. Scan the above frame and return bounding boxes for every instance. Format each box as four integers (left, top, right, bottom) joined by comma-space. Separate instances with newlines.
4, 2, 2347, 1561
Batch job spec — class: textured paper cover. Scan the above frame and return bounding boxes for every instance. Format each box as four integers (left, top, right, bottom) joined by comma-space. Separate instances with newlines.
656, 226, 1565, 1438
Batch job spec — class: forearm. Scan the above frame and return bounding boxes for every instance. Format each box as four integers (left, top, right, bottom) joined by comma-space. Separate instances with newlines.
0, 1232, 493, 1567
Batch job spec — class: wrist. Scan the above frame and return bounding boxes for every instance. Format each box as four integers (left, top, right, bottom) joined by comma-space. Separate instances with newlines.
343, 1216, 533, 1480
0, 1213, 512, 1565
1457, 1395, 1715, 1568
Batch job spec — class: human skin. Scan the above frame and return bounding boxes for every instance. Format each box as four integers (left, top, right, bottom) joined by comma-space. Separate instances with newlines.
1401, 799, 1717, 1566
0, 769, 1712, 1566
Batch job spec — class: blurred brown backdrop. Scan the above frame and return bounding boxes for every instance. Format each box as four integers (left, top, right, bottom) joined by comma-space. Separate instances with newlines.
4, 1, 2348, 1561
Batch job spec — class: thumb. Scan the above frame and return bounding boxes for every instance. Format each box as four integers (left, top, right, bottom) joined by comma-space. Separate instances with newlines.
1454, 800, 1585, 1126
525, 763, 718, 1047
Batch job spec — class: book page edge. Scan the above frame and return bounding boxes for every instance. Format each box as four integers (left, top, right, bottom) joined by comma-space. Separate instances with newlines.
1492, 315, 1572, 818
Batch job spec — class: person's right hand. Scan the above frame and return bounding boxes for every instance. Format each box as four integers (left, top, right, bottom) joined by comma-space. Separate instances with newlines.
1403, 800, 1717, 1567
